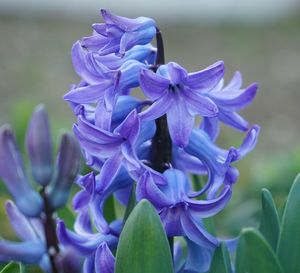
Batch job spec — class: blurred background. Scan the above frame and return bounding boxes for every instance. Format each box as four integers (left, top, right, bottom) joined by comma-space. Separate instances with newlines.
0, 0, 300, 244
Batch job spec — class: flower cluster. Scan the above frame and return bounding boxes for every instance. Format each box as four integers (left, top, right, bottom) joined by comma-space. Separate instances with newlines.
60, 9, 260, 273
0, 105, 81, 272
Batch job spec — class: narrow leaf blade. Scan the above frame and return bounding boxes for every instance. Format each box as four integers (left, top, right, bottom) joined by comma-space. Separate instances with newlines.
210, 242, 233, 273
115, 199, 174, 273
259, 188, 280, 250
277, 173, 300, 272
236, 228, 283, 273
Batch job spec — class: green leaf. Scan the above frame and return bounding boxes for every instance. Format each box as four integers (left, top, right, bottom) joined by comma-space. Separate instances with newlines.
236, 228, 283, 273
103, 195, 116, 223
259, 188, 280, 250
277, 173, 300, 272
0, 262, 24, 273
56, 205, 75, 229
210, 242, 232, 273
115, 199, 174, 273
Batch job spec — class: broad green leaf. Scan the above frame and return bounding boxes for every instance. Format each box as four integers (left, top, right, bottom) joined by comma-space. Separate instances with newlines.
277, 173, 300, 272
103, 195, 116, 223
259, 188, 280, 250
0, 262, 23, 273
210, 242, 232, 273
236, 228, 283, 273
115, 199, 174, 273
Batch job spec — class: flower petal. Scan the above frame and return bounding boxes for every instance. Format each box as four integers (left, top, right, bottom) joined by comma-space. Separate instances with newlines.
95, 152, 123, 193
187, 61, 224, 90
0, 240, 45, 264
218, 110, 249, 131
167, 94, 194, 147
210, 83, 258, 112
139, 94, 173, 121
101, 9, 155, 32
5, 201, 38, 242
139, 68, 170, 100
183, 87, 219, 117
180, 212, 218, 248
95, 242, 115, 273
64, 83, 108, 104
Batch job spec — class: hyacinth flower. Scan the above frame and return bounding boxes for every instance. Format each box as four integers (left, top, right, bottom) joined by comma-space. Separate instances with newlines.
139, 61, 223, 147
200, 71, 258, 141
64, 47, 147, 114
0, 105, 81, 273
137, 168, 232, 248
82, 9, 156, 56
57, 171, 122, 273
53, 8, 262, 273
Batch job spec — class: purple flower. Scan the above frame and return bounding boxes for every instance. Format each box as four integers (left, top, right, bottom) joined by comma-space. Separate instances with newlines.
73, 109, 141, 193
82, 9, 156, 57
26, 104, 53, 186
0, 125, 43, 217
200, 71, 258, 141
139, 61, 223, 147
185, 125, 260, 198
57, 210, 120, 273
64, 44, 148, 118
137, 168, 232, 248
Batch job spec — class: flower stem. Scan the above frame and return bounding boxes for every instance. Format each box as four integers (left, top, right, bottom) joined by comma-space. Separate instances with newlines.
150, 27, 174, 256
41, 188, 59, 273
150, 28, 172, 173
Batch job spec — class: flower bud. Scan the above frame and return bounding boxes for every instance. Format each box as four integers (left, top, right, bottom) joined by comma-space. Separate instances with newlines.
0, 125, 43, 217
26, 104, 53, 186
47, 132, 80, 209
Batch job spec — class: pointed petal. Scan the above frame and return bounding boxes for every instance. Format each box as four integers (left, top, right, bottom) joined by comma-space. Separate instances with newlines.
139, 94, 173, 121
188, 186, 232, 217
210, 83, 258, 111
136, 171, 172, 208
64, 83, 108, 104
183, 87, 219, 117
234, 125, 260, 161
187, 61, 224, 90
181, 212, 218, 248
115, 109, 140, 144
167, 62, 188, 85
101, 9, 155, 32
57, 220, 105, 255
167, 95, 194, 147
95, 242, 115, 273
225, 71, 243, 89
95, 152, 123, 193
219, 110, 249, 131
72, 41, 101, 84
139, 68, 170, 100
5, 201, 37, 242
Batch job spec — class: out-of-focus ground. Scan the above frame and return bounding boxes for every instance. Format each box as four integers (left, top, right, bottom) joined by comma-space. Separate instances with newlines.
0, 9, 300, 238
